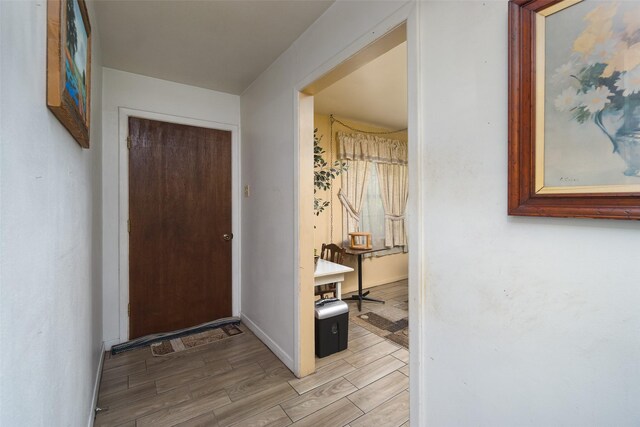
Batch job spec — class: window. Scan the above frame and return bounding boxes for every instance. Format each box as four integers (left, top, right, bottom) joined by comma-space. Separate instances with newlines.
360, 165, 403, 257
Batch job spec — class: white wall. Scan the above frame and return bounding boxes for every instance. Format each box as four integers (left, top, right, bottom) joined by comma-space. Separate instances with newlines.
242, 0, 640, 424
101, 68, 240, 346
420, 1, 640, 425
0, 1, 103, 425
240, 1, 412, 371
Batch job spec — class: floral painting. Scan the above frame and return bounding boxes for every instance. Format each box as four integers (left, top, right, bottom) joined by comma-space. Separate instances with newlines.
544, 1, 640, 188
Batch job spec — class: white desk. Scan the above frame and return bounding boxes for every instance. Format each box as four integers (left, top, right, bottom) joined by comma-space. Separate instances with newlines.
314, 259, 354, 299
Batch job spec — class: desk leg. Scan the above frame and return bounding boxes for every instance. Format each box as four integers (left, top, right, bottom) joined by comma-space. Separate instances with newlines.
337, 282, 342, 300
348, 253, 384, 311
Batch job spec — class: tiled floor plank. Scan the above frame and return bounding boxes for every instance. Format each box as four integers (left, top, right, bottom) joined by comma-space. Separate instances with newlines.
155, 361, 233, 393
281, 377, 357, 422
100, 360, 146, 382
226, 364, 295, 402
97, 381, 157, 410
173, 411, 218, 427
344, 355, 405, 389
97, 375, 128, 398
213, 382, 297, 427
399, 364, 409, 377
129, 358, 207, 388
188, 363, 265, 399
226, 346, 280, 368
344, 340, 400, 369
314, 349, 353, 369
288, 359, 354, 395
289, 397, 363, 427
347, 332, 386, 353
94, 386, 191, 426
229, 405, 292, 427
347, 371, 408, 413
349, 390, 409, 427
391, 348, 409, 364
102, 348, 150, 371
94, 281, 409, 427
136, 390, 228, 426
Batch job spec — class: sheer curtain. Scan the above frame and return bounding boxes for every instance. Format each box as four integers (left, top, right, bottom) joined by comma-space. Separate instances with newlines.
376, 163, 408, 247
338, 160, 370, 239
360, 166, 404, 256
338, 131, 408, 249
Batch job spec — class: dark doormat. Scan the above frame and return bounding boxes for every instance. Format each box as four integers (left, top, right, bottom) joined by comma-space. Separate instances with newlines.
386, 328, 409, 349
358, 312, 408, 333
357, 312, 409, 349
151, 324, 243, 356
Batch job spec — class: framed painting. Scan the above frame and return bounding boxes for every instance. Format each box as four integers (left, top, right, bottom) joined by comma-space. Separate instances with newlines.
47, 0, 91, 148
509, 0, 640, 219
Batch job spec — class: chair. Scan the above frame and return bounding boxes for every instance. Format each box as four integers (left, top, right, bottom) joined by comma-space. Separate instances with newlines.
315, 243, 346, 299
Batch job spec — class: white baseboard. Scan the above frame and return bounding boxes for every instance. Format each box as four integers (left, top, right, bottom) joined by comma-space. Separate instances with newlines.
88, 342, 106, 427
103, 338, 121, 351
241, 313, 294, 371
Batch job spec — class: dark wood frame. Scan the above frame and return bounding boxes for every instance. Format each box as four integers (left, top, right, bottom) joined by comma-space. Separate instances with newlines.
508, 0, 640, 220
47, 0, 92, 148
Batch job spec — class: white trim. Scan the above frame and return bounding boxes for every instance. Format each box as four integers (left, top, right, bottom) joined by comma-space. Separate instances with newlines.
241, 313, 294, 370
406, 5, 427, 426
295, 5, 415, 91
102, 338, 120, 352
117, 107, 242, 345
293, 2, 424, 425
292, 90, 301, 376
87, 342, 105, 427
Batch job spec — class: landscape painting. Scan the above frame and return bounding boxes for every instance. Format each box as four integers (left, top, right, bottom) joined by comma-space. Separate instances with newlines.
47, 0, 91, 148
64, 0, 89, 123
542, 0, 640, 192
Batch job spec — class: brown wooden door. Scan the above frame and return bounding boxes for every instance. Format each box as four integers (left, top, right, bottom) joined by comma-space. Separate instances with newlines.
128, 117, 232, 339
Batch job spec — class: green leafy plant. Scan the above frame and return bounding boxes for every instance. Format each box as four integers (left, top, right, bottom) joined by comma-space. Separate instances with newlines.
314, 128, 347, 216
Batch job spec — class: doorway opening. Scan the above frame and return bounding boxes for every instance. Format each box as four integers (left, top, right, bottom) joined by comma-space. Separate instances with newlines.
296, 24, 411, 420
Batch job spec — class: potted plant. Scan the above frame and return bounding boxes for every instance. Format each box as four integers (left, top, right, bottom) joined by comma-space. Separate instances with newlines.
314, 128, 347, 215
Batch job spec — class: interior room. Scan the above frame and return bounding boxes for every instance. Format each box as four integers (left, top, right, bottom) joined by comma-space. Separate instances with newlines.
2, 0, 640, 426
310, 39, 410, 361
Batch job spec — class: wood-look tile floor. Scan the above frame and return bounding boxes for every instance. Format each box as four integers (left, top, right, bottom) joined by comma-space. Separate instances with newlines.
95, 281, 409, 427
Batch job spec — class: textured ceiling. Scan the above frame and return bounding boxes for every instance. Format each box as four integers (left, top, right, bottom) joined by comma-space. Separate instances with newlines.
314, 42, 407, 129
95, 0, 334, 94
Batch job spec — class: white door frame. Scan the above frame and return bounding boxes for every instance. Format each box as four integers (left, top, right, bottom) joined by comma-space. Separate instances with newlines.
117, 107, 242, 343
293, 2, 427, 425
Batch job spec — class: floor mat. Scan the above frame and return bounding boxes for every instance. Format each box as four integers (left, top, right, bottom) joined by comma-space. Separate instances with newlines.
385, 328, 409, 349
358, 312, 408, 333
150, 324, 243, 356
111, 316, 241, 355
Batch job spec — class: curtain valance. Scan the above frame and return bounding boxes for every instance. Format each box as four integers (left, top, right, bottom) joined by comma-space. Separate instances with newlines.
338, 132, 407, 165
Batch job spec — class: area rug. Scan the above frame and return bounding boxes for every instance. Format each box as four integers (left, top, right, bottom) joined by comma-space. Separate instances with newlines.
385, 328, 409, 349
150, 324, 243, 356
358, 312, 407, 333
357, 312, 409, 349
111, 316, 241, 355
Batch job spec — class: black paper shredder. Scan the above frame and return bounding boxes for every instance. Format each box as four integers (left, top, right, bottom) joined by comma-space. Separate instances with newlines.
314, 299, 349, 358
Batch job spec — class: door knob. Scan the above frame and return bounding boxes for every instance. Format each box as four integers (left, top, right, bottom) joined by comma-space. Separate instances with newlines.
223, 233, 233, 241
